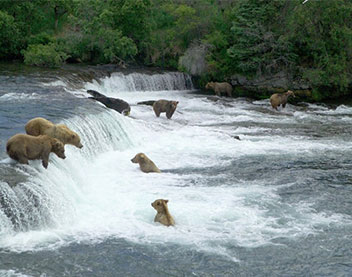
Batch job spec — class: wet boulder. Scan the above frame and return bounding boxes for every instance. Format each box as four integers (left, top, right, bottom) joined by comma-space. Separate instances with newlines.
87, 89, 105, 98
87, 90, 131, 116
137, 100, 156, 106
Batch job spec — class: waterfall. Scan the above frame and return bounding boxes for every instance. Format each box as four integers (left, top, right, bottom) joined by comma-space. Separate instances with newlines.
0, 109, 134, 234
84, 71, 194, 96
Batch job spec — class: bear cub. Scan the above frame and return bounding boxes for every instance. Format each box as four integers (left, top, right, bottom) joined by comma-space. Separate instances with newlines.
6, 134, 66, 169
151, 199, 175, 227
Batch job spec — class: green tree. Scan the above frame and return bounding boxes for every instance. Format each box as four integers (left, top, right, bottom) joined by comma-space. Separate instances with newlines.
60, 0, 138, 64
227, 0, 296, 77
0, 11, 21, 59
287, 0, 352, 99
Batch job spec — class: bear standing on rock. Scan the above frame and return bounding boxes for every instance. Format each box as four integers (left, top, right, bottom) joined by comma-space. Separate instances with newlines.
205, 82, 232, 97
25, 117, 83, 149
153, 99, 179, 119
6, 134, 66, 169
131, 153, 161, 173
270, 90, 295, 110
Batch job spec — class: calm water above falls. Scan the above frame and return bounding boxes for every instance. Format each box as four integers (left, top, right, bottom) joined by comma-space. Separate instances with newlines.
0, 65, 352, 276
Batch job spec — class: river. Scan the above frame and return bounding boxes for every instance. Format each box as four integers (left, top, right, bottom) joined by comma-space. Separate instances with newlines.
0, 63, 352, 276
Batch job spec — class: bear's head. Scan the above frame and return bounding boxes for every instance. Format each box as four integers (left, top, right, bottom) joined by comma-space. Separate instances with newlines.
151, 199, 169, 213
205, 82, 214, 90
166, 101, 179, 119
70, 132, 83, 148
131, 153, 146, 164
171, 101, 179, 109
50, 138, 66, 159
286, 90, 295, 97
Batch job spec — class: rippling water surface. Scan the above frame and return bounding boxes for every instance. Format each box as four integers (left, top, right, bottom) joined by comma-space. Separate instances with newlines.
0, 64, 352, 276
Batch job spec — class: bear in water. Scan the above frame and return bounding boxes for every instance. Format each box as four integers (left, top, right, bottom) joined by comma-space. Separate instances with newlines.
270, 90, 295, 110
6, 134, 66, 169
25, 117, 83, 149
131, 153, 161, 173
205, 82, 232, 97
153, 99, 179, 119
151, 199, 175, 227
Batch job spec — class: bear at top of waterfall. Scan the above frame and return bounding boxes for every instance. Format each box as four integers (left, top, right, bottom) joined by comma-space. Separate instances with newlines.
6, 134, 66, 169
152, 99, 179, 119
205, 82, 232, 97
131, 153, 161, 173
269, 90, 295, 110
25, 117, 83, 149
151, 199, 175, 227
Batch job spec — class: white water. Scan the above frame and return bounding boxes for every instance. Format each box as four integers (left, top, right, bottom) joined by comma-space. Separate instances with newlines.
1, 72, 351, 261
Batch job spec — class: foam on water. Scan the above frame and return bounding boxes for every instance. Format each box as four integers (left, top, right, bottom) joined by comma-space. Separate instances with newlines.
0, 270, 33, 277
0, 93, 40, 101
1, 72, 351, 261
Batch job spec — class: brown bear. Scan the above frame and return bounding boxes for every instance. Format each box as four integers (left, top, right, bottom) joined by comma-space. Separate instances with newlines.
152, 100, 179, 119
6, 134, 66, 169
270, 90, 295, 110
151, 199, 175, 227
25, 117, 83, 149
205, 82, 232, 97
131, 153, 161, 173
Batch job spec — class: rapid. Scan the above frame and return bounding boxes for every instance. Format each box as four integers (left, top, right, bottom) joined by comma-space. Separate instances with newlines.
0, 64, 352, 276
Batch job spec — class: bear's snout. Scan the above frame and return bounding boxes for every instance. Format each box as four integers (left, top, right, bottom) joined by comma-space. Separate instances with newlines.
78, 143, 83, 149
131, 157, 138, 163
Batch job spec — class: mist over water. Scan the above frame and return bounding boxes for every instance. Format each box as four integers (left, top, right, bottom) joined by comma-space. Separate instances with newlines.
1, 66, 352, 276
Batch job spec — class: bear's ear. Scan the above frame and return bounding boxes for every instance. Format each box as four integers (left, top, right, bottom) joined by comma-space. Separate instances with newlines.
175, 101, 179, 105
164, 199, 169, 203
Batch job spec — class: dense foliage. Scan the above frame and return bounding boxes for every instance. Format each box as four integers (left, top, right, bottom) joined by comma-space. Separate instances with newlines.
0, 0, 351, 100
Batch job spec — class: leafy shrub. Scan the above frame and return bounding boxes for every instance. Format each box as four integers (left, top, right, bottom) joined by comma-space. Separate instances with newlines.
27, 32, 55, 46
22, 43, 68, 68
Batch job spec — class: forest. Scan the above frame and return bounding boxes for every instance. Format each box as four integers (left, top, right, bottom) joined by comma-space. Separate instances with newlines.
0, 0, 351, 101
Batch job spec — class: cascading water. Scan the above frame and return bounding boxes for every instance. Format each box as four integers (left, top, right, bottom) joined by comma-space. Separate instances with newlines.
1, 66, 352, 276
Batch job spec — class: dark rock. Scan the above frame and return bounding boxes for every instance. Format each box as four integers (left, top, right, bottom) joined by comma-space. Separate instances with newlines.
179, 43, 212, 76
137, 100, 156, 106
233, 135, 241, 141
230, 71, 311, 96
87, 90, 131, 115
206, 96, 220, 102
87, 89, 105, 98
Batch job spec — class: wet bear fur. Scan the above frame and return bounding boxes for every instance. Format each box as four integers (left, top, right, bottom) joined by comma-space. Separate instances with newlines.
25, 117, 83, 149
151, 199, 175, 227
6, 134, 66, 169
153, 99, 179, 119
131, 153, 161, 173
270, 90, 295, 110
205, 82, 232, 97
